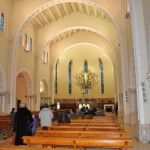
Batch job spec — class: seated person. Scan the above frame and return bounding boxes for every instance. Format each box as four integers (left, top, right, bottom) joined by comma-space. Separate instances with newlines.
91, 107, 97, 116
79, 107, 85, 117
84, 106, 91, 114
9, 108, 16, 119
58, 111, 71, 123
69, 108, 80, 119
95, 107, 105, 116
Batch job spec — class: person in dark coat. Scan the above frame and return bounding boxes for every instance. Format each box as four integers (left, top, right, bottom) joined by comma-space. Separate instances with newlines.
115, 102, 118, 116
13, 103, 33, 145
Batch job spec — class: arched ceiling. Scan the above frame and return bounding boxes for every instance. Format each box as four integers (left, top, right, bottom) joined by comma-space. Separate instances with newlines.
11, 0, 124, 55
30, 1, 120, 49
11, 0, 126, 86
31, 2, 111, 28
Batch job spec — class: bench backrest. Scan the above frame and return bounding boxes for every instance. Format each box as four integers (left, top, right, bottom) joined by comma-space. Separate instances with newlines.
22, 136, 75, 148
75, 138, 133, 149
49, 126, 124, 132
0, 146, 68, 150
71, 119, 118, 123
22, 136, 133, 150
36, 130, 127, 138
55, 123, 120, 127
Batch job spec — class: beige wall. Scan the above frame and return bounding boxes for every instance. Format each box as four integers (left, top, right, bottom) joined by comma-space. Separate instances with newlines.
0, 0, 12, 85
17, 24, 35, 78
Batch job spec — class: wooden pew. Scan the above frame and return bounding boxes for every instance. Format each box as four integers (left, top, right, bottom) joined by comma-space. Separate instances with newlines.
22, 136, 133, 150
92, 115, 117, 118
0, 146, 70, 150
75, 138, 133, 150
36, 130, 127, 138
71, 119, 118, 123
22, 136, 75, 148
54, 122, 121, 127
48, 126, 124, 132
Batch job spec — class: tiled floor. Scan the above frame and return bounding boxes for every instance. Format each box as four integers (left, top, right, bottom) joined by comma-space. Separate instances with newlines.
1, 120, 150, 149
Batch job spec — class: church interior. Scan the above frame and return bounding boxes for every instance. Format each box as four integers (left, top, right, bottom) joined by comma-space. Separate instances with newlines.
0, 0, 150, 149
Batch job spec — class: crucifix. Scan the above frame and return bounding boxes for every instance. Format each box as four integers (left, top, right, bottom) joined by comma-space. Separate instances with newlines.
82, 90, 85, 105
82, 91, 85, 98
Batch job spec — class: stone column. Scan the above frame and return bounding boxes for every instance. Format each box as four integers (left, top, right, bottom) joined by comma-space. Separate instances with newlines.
130, 0, 150, 141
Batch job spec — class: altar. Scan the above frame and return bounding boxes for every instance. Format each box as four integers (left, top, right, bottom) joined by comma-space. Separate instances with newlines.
104, 104, 114, 112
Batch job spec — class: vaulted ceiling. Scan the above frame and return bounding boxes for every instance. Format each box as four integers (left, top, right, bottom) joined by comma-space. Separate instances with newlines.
29, 1, 121, 47
12, 0, 127, 75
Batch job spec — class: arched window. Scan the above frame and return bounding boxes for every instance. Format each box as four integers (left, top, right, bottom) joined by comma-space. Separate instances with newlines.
0, 12, 4, 31
43, 51, 48, 64
19, 36, 22, 45
46, 52, 48, 63
30, 38, 32, 51
99, 59, 104, 94
55, 60, 58, 94
84, 60, 88, 94
68, 60, 72, 94
24, 33, 28, 51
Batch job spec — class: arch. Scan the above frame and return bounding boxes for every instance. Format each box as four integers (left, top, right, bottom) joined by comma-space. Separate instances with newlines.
12, 0, 120, 52
54, 42, 114, 71
11, 0, 121, 71
16, 70, 34, 95
51, 42, 116, 102
40, 26, 117, 58
40, 78, 49, 97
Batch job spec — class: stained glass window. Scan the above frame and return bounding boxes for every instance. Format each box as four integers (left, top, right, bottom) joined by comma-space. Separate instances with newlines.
0, 12, 4, 31
99, 59, 104, 94
55, 60, 58, 94
30, 38, 32, 51
84, 60, 88, 94
19, 36, 22, 45
68, 60, 72, 94
43, 51, 48, 64
24, 33, 28, 51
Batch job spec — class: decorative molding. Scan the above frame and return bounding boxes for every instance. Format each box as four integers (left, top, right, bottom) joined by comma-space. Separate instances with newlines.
137, 124, 150, 142
127, 87, 136, 92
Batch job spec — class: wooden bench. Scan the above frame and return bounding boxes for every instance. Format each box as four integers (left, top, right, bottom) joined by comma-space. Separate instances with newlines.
54, 122, 121, 127
22, 136, 76, 148
48, 126, 124, 132
92, 115, 117, 118
75, 138, 133, 150
22, 136, 133, 150
71, 119, 118, 123
36, 130, 127, 138
0, 146, 70, 150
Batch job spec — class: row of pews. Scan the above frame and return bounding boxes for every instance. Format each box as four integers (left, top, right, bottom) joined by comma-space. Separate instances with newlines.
0, 115, 133, 150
